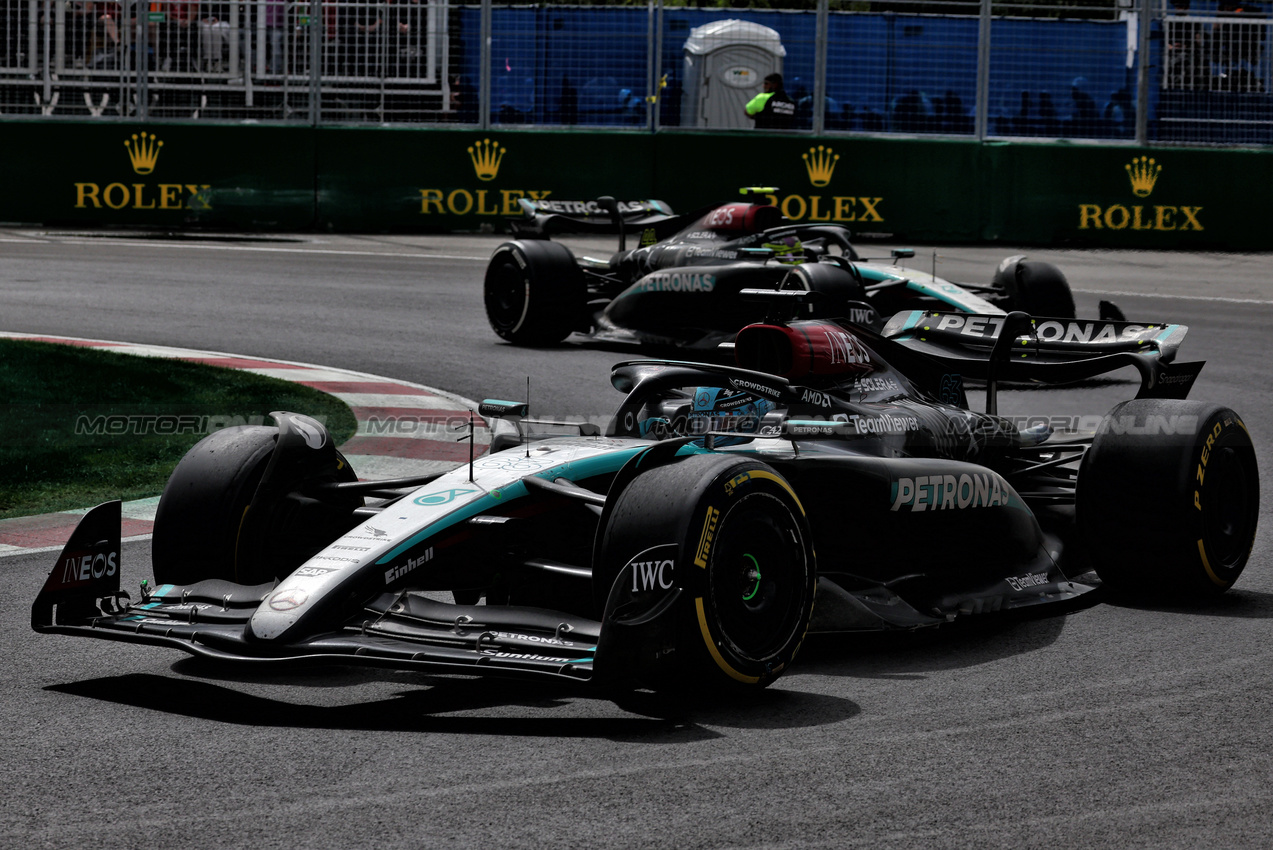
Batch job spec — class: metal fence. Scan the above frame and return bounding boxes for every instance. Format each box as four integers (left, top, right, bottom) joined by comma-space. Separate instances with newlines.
3, 0, 1271, 145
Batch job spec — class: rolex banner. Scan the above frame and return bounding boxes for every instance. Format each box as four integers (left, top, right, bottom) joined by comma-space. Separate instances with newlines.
1, 122, 1268, 249
1, 122, 318, 230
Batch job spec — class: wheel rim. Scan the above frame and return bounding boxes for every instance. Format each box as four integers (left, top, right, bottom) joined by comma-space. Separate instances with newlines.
1203, 445, 1257, 569
485, 260, 527, 333
708, 492, 807, 662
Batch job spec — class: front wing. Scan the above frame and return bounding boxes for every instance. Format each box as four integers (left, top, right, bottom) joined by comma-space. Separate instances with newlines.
30, 502, 677, 688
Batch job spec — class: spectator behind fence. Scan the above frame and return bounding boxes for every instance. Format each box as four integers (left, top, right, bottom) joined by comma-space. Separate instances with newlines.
341, 0, 384, 77
745, 73, 795, 129
450, 73, 477, 122
88, 1, 123, 68
151, 0, 197, 73
1103, 86, 1135, 137
393, 0, 424, 66
1065, 77, 1100, 136
1166, 0, 1208, 90
266, 0, 287, 75
199, 0, 233, 72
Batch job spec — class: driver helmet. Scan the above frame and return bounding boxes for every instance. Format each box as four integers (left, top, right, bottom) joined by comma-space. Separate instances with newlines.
687, 387, 774, 445
762, 234, 805, 265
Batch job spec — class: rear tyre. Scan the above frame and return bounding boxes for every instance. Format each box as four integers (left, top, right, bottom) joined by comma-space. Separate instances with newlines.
994, 256, 1076, 318
484, 240, 586, 345
152, 426, 361, 587
596, 455, 816, 692
1077, 399, 1259, 598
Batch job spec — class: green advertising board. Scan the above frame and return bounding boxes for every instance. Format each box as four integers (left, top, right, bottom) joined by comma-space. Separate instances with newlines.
314, 128, 657, 231
649, 133, 988, 242
0, 121, 316, 231
987, 142, 1273, 249
1, 121, 1268, 250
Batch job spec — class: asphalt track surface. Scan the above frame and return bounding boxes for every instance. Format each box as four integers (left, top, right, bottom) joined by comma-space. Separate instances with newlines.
2, 228, 1272, 848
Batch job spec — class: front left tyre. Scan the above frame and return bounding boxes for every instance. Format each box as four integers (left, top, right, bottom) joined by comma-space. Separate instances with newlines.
151, 424, 362, 587
484, 240, 586, 345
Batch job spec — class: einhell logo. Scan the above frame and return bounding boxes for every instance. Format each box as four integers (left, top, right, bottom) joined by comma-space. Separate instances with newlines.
74, 133, 212, 211
754, 146, 882, 224
1078, 156, 1202, 232
419, 138, 551, 217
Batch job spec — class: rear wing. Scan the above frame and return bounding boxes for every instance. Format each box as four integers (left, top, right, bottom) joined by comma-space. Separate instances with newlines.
509, 197, 677, 238
879, 310, 1204, 401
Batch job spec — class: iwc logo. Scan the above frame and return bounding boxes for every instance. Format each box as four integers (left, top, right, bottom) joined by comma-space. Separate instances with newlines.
757, 145, 883, 224
74, 133, 212, 211
1078, 155, 1202, 232
419, 138, 551, 217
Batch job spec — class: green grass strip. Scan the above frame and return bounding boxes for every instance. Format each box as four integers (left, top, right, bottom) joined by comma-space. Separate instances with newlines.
0, 340, 357, 519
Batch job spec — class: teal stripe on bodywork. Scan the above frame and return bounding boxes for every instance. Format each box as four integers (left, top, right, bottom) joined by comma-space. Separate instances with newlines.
376, 445, 653, 564
906, 280, 964, 311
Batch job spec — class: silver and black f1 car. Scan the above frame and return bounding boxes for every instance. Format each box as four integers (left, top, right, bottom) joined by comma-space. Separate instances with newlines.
34, 306, 1258, 698
483, 189, 1083, 350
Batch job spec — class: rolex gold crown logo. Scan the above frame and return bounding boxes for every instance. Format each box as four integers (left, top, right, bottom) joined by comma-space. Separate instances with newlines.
803, 145, 840, 188
124, 132, 163, 175
1125, 156, 1161, 198
468, 138, 506, 182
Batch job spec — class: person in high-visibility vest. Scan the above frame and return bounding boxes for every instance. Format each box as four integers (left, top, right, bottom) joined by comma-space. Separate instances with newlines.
744, 73, 796, 130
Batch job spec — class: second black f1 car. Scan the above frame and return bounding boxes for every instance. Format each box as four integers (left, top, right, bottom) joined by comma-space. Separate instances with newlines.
483, 189, 1081, 349
34, 304, 1258, 699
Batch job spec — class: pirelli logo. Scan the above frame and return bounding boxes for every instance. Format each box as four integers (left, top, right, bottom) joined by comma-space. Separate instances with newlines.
695, 507, 720, 568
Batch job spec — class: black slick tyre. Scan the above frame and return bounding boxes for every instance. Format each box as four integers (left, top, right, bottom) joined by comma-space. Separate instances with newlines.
780, 260, 867, 320
1076, 399, 1259, 598
484, 240, 585, 345
994, 256, 1076, 318
596, 454, 816, 692
152, 426, 360, 587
